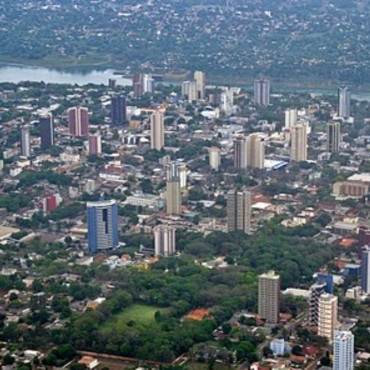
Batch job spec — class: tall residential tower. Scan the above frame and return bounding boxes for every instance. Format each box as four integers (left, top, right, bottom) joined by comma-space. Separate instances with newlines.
258, 271, 280, 324
227, 190, 252, 234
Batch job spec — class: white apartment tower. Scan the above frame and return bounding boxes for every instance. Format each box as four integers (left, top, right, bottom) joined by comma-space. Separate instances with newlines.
150, 110, 165, 150
285, 109, 298, 129
333, 330, 354, 370
20, 125, 31, 157
194, 71, 206, 99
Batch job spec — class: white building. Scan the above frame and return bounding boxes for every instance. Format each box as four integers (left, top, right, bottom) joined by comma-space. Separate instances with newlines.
209, 147, 221, 171
154, 224, 176, 256
318, 293, 338, 342
333, 330, 354, 370
284, 109, 297, 129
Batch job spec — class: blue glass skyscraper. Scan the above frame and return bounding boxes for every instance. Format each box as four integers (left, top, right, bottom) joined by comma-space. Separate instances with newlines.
87, 199, 119, 254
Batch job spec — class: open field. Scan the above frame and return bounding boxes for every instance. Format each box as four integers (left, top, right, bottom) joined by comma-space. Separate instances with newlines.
102, 304, 168, 332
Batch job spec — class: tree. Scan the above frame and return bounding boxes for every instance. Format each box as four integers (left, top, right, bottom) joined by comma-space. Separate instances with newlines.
3, 354, 15, 365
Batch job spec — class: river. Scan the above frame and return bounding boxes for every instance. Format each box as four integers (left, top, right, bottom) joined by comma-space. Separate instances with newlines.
0, 65, 132, 86
1, 64, 370, 101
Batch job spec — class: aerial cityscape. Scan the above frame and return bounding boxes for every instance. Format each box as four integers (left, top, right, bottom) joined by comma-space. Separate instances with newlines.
0, 0, 370, 370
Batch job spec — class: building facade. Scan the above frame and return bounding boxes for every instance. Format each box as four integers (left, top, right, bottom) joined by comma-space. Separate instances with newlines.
194, 70, 206, 99
258, 271, 280, 324
308, 281, 327, 326
254, 79, 270, 106
327, 121, 341, 153
246, 133, 265, 169
234, 136, 248, 170
40, 114, 54, 150
227, 190, 252, 234
88, 134, 102, 156
20, 125, 30, 157
285, 109, 298, 130
111, 94, 127, 125
333, 330, 354, 370
153, 224, 176, 256
209, 147, 221, 171
87, 199, 119, 254
68, 107, 89, 137
290, 124, 307, 162
166, 178, 181, 215
150, 110, 165, 150
338, 86, 351, 118
318, 293, 338, 342
361, 246, 370, 294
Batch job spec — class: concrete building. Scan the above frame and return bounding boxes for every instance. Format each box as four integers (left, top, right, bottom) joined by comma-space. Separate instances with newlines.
87, 199, 119, 254
361, 246, 370, 294
285, 109, 298, 130
20, 125, 30, 157
290, 124, 307, 162
166, 178, 181, 215
88, 134, 102, 156
150, 110, 165, 150
167, 161, 187, 189
327, 121, 341, 153
221, 88, 234, 116
233, 136, 248, 170
208, 147, 221, 171
194, 70, 206, 99
111, 94, 126, 125
318, 293, 338, 342
227, 190, 252, 234
40, 114, 54, 150
254, 79, 270, 106
68, 107, 89, 137
338, 86, 351, 118
332, 181, 369, 198
333, 330, 354, 370
270, 338, 285, 356
308, 281, 327, 326
246, 133, 265, 169
153, 224, 176, 257
258, 271, 280, 324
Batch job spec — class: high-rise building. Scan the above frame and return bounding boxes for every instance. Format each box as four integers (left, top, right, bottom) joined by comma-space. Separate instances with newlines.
87, 199, 119, 254
111, 94, 126, 125
221, 88, 234, 116
150, 110, 165, 150
233, 136, 248, 170
338, 86, 351, 118
40, 114, 54, 150
227, 190, 252, 234
154, 224, 176, 257
209, 147, 221, 171
142, 74, 154, 94
254, 79, 270, 106
20, 125, 31, 157
327, 121, 341, 153
290, 124, 307, 162
246, 133, 265, 169
166, 178, 181, 215
333, 330, 354, 370
133, 74, 143, 98
194, 71, 206, 99
68, 107, 89, 137
88, 134, 102, 156
361, 246, 370, 294
318, 293, 338, 342
308, 281, 327, 326
285, 109, 298, 130
258, 271, 280, 324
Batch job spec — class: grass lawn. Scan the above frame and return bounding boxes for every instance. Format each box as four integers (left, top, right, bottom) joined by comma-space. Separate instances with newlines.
102, 304, 168, 332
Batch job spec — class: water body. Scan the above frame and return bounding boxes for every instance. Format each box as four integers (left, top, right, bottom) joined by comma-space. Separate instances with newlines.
1, 64, 370, 101
0, 65, 132, 86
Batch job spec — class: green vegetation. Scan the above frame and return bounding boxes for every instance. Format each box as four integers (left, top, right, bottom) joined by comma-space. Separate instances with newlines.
102, 304, 168, 331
